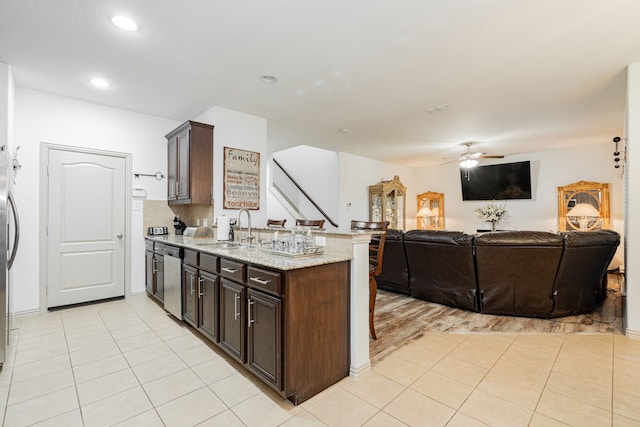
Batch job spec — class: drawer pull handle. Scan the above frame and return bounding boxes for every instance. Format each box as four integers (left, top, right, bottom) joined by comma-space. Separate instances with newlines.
250, 276, 270, 285
234, 294, 240, 320
221, 267, 238, 274
248, 300, 255, 327
198, 277, 204, 297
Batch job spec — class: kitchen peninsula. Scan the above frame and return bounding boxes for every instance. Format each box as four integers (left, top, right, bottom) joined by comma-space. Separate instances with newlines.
145, 233, 353, 405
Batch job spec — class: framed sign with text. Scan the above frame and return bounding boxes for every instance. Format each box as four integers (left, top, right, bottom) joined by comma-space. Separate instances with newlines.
223, 147, 260, 209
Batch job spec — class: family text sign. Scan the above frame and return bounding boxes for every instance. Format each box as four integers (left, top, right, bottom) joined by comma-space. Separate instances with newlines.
223, 147, 260, 209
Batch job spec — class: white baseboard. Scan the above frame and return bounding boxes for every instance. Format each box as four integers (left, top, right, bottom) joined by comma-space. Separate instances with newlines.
626, 328, 640, 340
12, 308, 41, 319
349, 362, 372, 378
129, 290, 147, 297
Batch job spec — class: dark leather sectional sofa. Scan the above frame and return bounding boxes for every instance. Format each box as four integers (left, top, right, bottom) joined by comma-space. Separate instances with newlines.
375, 229, 620, 318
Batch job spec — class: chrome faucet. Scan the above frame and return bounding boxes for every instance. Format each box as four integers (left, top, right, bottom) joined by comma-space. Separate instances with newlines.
237, 208, 254, 245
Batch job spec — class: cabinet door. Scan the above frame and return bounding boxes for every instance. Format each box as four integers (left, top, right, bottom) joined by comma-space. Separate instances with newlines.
182, 264, 198, 327
247, 289, 282, 391
370, 193, 382, 222
199, 270, 218, 342
155, 255, 165, 303
394, 189, 405, 230
176, 128, 190, 200
219, 279, 245, 363
145, 251, 154, 295
167, 136, 178, 200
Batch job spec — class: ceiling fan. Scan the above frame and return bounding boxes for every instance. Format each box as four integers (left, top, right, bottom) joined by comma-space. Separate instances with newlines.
443, 142, 504, 167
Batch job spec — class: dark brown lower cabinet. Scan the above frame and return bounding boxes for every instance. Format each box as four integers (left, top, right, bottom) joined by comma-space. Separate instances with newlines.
145, 242, 164, 303
149, 240, 349, 406
247, 288, 282, 391
198, 271, 218, 341
182, 250, 219, 343
145, 249, 154, 295
182, 264, 197, 326
155, 255, 164, 302
219, 278, 245, 362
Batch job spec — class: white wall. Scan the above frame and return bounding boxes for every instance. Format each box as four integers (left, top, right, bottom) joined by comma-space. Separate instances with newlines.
414, 144, 623, 231
625, 62, 640, 336
271, 145, 340, 226
13, 88, 180, 312
338, 153, 414, 230
194, 106, 267, 226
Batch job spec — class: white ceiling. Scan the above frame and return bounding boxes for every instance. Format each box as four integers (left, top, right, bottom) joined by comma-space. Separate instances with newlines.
1, 1, 640, 166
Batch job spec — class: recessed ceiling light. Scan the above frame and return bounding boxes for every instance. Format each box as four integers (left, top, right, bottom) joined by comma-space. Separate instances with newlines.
425, 103, 451, 114
338, 128, 350, 133
260, 75, 278, 84
90, 78, 110, 88
112, 15, 138, 32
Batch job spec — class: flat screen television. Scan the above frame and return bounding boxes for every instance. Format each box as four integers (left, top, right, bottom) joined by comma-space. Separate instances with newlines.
460, 161, 532, 200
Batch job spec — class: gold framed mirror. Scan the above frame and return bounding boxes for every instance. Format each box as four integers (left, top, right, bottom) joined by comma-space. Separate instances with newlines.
417, 191, 444, 230
558, 181, 610, 231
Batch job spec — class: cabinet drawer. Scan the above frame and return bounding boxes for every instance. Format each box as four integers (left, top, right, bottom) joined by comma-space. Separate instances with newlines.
145, 239, 155, 252
248, 267, 281, 296
183, 249, 198, 267
200, 253, 219, 273
219, 258, 246, 283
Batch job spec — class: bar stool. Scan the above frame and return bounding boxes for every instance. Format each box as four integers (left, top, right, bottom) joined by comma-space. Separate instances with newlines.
350, 220, 389, 339
266, 219, 286, 227
295, 219, 325, 228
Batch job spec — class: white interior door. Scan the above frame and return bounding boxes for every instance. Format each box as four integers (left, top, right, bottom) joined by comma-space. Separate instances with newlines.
47, 148, 126, 308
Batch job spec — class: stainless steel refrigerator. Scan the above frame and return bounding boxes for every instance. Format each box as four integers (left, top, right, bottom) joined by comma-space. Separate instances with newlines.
0, 145, 20, 367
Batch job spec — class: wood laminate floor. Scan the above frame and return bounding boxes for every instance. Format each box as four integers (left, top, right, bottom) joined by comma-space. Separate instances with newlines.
370, 273, 625, 364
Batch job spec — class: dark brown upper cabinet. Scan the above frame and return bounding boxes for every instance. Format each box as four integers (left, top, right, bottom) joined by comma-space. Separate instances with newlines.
165, 120, 214, 205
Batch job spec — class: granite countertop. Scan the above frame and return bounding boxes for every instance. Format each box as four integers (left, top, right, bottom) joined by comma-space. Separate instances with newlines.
147, 235, 352, 271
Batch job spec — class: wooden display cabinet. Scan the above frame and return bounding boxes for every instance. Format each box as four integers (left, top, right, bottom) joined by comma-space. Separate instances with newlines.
369, 175, 406, 230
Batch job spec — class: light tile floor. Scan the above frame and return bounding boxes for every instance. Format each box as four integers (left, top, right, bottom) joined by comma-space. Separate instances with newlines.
1, 295, 640, 426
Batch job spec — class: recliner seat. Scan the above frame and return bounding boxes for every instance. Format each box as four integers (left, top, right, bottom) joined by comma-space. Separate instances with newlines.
404, 230, 478, 312
475, 231, 563, 317
551, 230, 620, 317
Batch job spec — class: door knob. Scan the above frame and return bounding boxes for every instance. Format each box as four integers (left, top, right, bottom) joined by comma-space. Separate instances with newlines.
117, 233, 123, 239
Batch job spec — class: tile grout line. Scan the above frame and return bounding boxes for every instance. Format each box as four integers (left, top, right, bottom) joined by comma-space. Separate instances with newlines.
101, 301, 170, 426
63, 306, 91, 427
526, 333, 567, 426
445, 333, 515, 426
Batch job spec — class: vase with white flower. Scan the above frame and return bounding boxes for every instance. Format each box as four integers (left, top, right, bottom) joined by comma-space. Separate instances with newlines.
475, 201, 507, 232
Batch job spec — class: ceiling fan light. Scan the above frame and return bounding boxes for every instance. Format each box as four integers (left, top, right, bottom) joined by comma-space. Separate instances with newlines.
460, 159, 479, 168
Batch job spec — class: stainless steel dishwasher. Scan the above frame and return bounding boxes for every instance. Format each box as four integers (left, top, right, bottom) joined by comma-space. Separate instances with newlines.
163, 244, 183, 319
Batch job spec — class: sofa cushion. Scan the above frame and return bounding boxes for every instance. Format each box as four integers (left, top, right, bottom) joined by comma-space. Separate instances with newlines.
404, 230, 478, 311
475, 231, 564, 317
